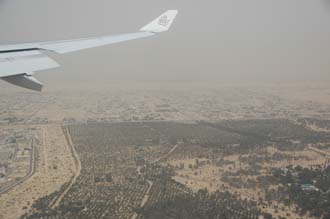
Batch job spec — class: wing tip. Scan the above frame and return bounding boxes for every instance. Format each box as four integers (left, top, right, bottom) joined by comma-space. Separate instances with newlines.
140, 9, 179, 33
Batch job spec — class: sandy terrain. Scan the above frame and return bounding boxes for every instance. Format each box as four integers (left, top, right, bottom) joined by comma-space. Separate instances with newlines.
0, 125, 76, 219
168, 147, 325, 219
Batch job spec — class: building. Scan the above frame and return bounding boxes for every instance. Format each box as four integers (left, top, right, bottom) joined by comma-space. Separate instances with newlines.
301, 184, 319, 192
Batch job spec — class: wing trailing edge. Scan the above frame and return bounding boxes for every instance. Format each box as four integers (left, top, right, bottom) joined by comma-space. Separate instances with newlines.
1, 73, 43, 91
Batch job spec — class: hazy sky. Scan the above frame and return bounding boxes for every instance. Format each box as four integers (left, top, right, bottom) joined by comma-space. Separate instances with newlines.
0, 0, 330, 84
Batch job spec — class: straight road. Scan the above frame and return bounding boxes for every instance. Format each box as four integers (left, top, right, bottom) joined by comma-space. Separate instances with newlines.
50, 126, 81, 209
130, 180, 154, 219
308, 145, 330, 157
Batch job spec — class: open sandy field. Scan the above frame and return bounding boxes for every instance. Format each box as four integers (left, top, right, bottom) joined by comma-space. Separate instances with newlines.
0, 125, 76, 219
168, 146, 327, 219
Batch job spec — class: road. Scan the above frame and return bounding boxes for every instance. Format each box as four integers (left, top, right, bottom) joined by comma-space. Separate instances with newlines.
131, 142, 182, 218
151, 142, 182, 164
308, 145, 330, 157
0, 139, 37, 195
132, 142, 182, 218
297, 120, 330, 157
130, 180, 153, 219
50, 126, 82, 209
0, 120, 197, 127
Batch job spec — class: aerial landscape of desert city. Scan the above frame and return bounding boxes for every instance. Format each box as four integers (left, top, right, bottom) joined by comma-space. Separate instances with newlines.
1, 0, 330, 218
1, 82, 330, 219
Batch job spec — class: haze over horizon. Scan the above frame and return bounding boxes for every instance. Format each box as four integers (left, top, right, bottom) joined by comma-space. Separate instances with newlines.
0, 0, 330, 87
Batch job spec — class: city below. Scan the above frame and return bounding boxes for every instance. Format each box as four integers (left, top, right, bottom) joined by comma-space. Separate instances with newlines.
1, 82, 330, 219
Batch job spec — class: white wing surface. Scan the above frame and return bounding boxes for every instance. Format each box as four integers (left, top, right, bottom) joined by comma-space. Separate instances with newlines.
0, 51, 59, 77
0, 10, 178, 91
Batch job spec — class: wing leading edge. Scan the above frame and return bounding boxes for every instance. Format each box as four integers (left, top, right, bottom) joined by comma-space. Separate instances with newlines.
0, 10, 178, 91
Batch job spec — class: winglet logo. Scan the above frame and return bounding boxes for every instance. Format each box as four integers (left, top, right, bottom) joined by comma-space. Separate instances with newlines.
158, 15, 170, 27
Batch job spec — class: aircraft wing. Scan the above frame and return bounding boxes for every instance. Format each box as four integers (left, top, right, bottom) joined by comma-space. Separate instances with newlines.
0, 10, 178, 91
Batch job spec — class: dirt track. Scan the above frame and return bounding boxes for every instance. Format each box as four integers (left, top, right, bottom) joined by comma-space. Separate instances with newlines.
51, 126, 81, 209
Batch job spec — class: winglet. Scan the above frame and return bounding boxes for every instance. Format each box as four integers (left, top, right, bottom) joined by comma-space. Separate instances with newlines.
140, 10, 178, 33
